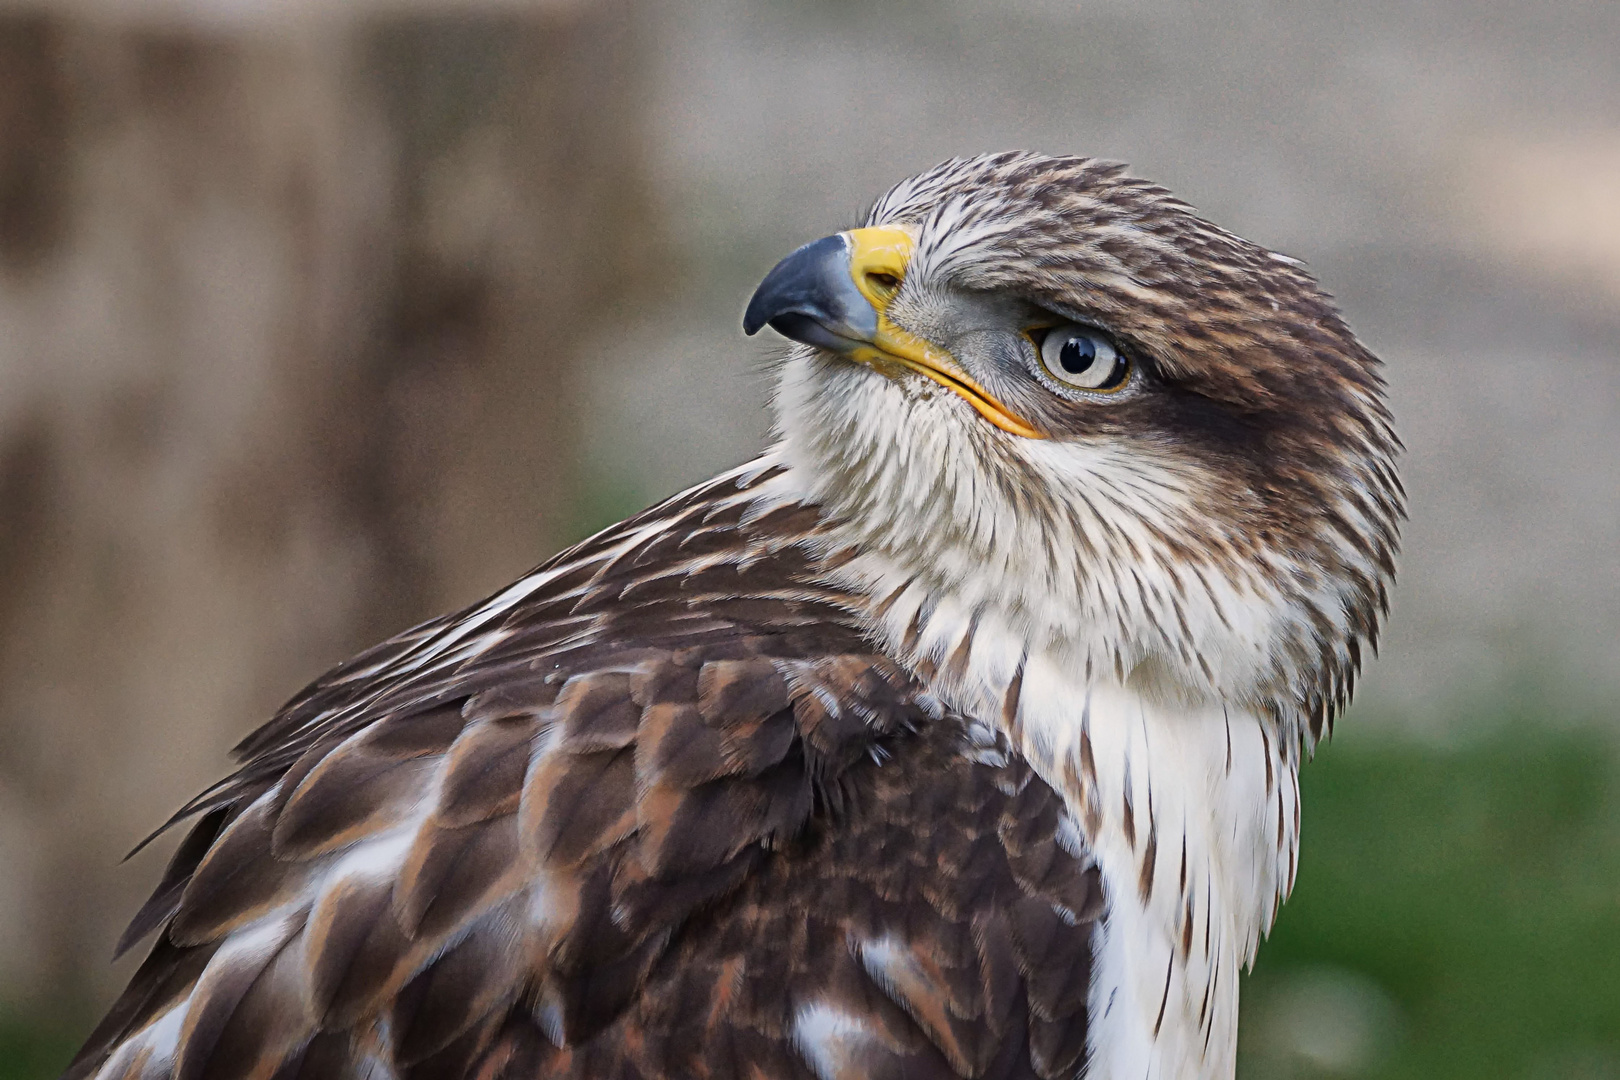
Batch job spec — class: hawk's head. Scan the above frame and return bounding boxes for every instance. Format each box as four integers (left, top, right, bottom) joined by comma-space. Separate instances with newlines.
745, 152, 1402, 741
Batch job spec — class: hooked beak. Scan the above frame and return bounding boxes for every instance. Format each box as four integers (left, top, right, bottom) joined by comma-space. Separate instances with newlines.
743, 227, 1045, 440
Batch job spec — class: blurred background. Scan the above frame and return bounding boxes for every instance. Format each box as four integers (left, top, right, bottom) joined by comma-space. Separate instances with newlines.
0, 0, 1616, 1076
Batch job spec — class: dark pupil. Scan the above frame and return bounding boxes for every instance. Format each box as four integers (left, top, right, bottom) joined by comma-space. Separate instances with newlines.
1059, 336, 1096, 375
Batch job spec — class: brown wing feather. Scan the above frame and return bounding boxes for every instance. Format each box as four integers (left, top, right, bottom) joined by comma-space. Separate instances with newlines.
66, 465, 1103, 1080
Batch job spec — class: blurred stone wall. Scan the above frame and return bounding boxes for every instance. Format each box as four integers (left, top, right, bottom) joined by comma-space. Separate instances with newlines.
0, 0, 653, 1009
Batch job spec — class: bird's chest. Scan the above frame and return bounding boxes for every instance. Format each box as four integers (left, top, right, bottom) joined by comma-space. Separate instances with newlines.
822, 542, 1302, 1079
1011, 671, 1297, 1080
914, 628, 1298, 1080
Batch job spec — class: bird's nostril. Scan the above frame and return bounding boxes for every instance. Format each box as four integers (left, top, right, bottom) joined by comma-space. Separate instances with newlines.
865, 272, 901, 301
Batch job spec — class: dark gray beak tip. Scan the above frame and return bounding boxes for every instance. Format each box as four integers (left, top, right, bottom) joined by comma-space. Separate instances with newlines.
742, 234, 852, 339
741, 282, 771, 334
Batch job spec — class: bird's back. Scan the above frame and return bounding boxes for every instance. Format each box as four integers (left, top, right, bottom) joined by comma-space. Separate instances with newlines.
66, 461, 1102, 1080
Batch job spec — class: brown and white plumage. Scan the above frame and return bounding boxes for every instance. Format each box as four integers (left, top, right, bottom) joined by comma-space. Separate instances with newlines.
65, 153, 1401, 1080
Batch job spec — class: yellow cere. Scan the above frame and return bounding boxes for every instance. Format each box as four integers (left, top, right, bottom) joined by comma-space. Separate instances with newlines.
839, 226, 1047, 440
845, 226, 916, 309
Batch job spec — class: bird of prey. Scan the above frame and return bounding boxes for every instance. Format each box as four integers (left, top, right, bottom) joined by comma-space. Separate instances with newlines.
66, 152, 1402, 1080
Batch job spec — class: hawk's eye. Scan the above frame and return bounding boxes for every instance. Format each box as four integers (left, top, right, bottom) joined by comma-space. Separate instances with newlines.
1033, 323, 1130, 393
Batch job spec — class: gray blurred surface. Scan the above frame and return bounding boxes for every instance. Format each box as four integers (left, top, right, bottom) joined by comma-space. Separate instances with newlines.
581, 0, 1620, 719
0, 3, 653, 1007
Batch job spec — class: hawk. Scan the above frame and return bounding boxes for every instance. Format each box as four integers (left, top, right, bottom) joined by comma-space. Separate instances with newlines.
65, 152, 1402, 1080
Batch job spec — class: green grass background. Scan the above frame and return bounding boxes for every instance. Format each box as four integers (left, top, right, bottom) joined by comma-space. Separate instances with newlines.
7, 713, 1618, 1080
1241, 714, 1620, 1079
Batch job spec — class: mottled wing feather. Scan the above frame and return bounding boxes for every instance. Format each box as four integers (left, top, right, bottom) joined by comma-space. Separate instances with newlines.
67, 466, 1102, 1080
